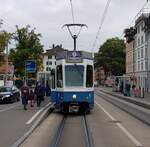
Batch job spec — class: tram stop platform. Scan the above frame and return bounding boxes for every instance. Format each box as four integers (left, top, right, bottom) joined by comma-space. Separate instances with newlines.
96, 86, 150, 109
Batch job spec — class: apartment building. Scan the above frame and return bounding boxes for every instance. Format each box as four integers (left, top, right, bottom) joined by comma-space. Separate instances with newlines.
42, 45, 66, 72
125, 13, 150, 91
134, 13, 150, 91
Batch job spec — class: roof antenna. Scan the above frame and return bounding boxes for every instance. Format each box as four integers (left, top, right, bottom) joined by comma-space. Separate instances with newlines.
62, 24, 88, 51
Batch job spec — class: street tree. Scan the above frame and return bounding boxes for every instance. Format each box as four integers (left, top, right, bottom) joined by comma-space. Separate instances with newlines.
95, 37, 125, 76
0, 31, 12, 65
9, 25, 44, 76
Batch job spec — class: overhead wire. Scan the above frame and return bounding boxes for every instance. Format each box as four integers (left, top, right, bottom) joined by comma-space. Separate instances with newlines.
120, 0, 149, 39
128, 1, 148, 28
91, 0, 112, 52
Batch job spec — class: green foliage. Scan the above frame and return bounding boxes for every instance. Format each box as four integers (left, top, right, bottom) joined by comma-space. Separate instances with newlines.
0, 31, 12, 65
95, 37, 125, 76
9, 25, 44, 76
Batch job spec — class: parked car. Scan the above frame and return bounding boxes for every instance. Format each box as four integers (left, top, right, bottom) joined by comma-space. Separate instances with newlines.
0, 86, 20, 103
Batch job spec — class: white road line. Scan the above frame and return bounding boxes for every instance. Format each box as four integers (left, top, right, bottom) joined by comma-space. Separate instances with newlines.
95, 101, 143, 147
0, 103, 20, 113
26, 103, 51, 125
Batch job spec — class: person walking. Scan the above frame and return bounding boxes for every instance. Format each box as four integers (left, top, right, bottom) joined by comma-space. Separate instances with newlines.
20, 83, 29, 110
29, 89, 34, 107
46, 81, 51, 96
36, 82, 43, 107
125, 82, 131, 97
41, 82, 46, 102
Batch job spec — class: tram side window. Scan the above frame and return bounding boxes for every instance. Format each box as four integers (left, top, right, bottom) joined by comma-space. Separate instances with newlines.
57, 65, 63, 88
86, 65, 93, 87
51, 69, 56, 89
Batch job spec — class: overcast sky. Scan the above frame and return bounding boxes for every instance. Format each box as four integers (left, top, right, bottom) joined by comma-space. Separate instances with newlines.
0, 0, 150, 52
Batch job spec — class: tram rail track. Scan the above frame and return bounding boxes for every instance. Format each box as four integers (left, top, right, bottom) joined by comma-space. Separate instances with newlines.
50, 114, 94, 147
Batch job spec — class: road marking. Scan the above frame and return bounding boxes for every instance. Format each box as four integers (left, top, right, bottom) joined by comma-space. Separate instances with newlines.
26, 102, 51, 125
95, 100, 143, 147
0, 103, 20, 113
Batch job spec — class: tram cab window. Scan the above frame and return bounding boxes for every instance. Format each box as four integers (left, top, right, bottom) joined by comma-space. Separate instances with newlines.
57, 65, 63, 88
86, 65, 93, 87
51, 69, 56, 89
65, 65, 84, 87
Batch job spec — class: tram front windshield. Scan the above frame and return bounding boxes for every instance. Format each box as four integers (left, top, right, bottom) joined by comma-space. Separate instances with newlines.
65, 65, 84, 87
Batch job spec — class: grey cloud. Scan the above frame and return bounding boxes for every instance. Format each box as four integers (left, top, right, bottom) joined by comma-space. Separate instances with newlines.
0, 0, 149, 52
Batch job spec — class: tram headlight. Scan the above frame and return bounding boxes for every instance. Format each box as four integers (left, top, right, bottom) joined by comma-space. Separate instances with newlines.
72, 94, 77, 99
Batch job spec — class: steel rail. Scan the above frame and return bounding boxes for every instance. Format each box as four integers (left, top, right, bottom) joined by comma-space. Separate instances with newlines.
50, 115, 66, 147
83, 115, 95, 147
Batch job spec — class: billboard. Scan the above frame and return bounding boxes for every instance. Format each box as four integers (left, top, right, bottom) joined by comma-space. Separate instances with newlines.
25, 60, 36, 73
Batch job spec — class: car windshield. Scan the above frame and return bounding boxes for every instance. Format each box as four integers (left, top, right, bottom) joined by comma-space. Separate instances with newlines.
65, 65, 84, 87
0, 87, 11, 92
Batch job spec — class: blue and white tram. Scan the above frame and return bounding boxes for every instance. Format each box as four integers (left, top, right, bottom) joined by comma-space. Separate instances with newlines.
51, 50, 94, 113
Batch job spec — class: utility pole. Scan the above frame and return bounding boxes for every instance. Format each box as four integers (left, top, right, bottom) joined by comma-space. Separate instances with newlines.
5, 42, 8, 85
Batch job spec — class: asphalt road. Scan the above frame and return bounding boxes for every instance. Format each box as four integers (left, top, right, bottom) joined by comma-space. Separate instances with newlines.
1, 90, 150, 147
0, 97, 50, 147
94, 89, 150, 147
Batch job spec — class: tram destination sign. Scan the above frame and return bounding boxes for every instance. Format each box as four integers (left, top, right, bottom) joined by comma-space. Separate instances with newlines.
67, 51, 82, 63
25, 60, 36, 73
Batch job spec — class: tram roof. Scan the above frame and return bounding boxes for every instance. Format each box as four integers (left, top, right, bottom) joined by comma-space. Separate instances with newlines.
56, 50, 94, 60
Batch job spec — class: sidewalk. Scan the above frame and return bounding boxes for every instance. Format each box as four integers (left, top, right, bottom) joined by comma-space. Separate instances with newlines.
98, 86, 150, 103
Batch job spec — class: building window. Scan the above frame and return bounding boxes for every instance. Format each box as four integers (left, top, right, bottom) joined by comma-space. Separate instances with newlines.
137, 26, 140, 33
48, 55, 52, 59
138, 48, 140, 59
141, 47, 143, 58
141, 62, 143, 71
145, 61, 148, 70
138, 61, 140, 71
46, 67, 51, 71
141, 36, 144, 44
138, 38, 140, 46
46, 61, 52, 65
145, 46, 148, 58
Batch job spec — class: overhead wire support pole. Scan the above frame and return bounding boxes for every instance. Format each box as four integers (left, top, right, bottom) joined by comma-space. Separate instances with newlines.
69, 0, 76, 34
62, 24, 88, 51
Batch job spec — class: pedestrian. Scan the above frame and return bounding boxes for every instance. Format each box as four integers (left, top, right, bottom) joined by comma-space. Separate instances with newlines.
46, 81, 51, 96
120, 81, 123, 93
36, 82, 43, 107
29, 89, 34, 107
41, 82, 46, 102
125, 82, 131, 96
20, 82, 29, 110
132, 85, 136, 97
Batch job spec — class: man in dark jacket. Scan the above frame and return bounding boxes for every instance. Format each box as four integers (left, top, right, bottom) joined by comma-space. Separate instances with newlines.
36, 82, 44, 107
21, 83, 29, 110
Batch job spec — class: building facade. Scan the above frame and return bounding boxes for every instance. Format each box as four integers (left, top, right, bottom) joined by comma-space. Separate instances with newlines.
134, 13, 150, 91
125, 13, 150, 92
126, 41, 135, 76
42, 45, 66, 72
